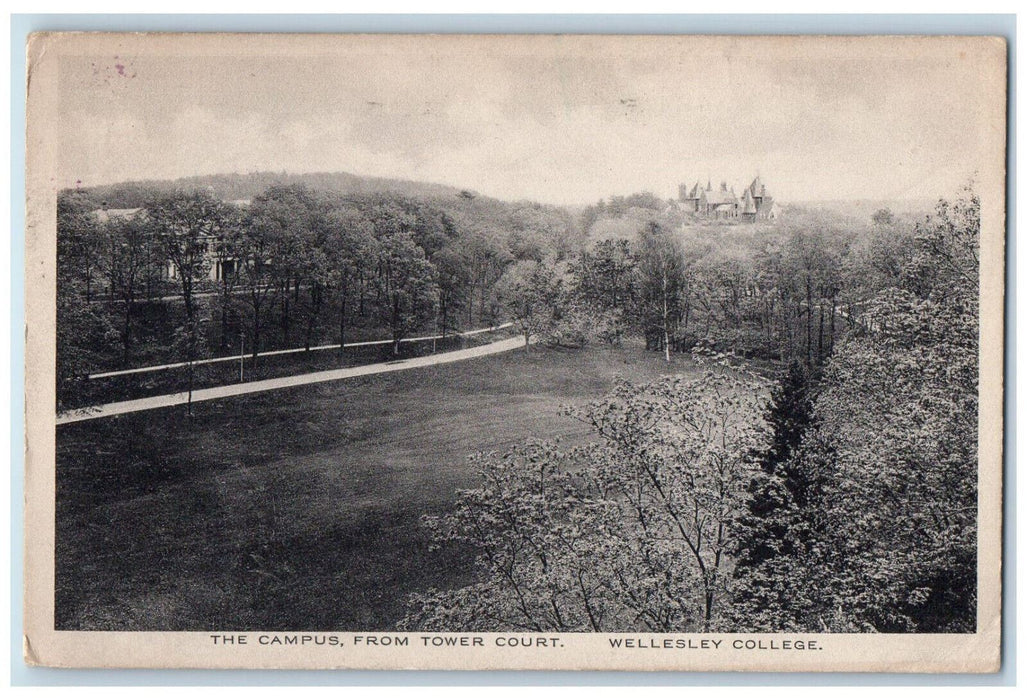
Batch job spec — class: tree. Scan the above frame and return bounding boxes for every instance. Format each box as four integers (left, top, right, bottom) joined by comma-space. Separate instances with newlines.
100, 212, 155, 364
729, 360, 820, 628
902, 187, 980, 298
234, 204, 277, 358
147, 189, 231, 327
57, 190, 104, 304
781, 227, 842, 367
506, 204, 565, 261
237, 185, 322, 355
574, 367, 771, 630
403, 365, 770, 633
493, 259, 562, 349
256, 185, 325, 347
465, 231, 512, 325
209, 205, 244, 353
324, 204, 374, 348
56, 193, 115, 408
374, 231, 439, 355
296, 228, 332, 352
171, 318, 209, 418
635, 222, 687, 361
841, 216, 916, 306
568, 238, 636, 344
147, 189, 231, 378
871, 207, 895, 226
759, 360, 817, 489
433, 242, 472, 337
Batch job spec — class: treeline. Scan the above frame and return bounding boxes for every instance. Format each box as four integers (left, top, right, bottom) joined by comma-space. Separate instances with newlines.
57, 177, 907, 401
402, 188, 979, 634
57, 174, 920, 408
501, 205, 900, 367
55, 184, 579, 408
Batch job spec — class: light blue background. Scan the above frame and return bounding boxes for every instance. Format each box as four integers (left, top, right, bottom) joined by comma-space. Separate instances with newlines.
9, 13, 1017, 687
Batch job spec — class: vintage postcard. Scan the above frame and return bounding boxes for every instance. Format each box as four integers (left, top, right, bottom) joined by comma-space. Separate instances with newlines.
23, 32, 1006, 671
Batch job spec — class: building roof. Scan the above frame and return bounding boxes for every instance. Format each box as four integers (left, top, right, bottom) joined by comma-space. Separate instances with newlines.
681, 175, 770, 209
741, 189, 757, 214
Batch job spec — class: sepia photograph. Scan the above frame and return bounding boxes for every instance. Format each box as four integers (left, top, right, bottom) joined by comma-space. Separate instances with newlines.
23, 32, 1006, 671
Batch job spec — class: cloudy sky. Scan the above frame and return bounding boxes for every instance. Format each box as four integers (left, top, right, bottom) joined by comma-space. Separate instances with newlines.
56, 35, 1002, 205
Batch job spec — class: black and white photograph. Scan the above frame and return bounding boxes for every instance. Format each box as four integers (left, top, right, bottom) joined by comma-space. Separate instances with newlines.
23, 32, 1006, 671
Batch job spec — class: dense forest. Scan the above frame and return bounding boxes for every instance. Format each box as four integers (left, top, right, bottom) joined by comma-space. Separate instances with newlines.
56, 181, 580, 408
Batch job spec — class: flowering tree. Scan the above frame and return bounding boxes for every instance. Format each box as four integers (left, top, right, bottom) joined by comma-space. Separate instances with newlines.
402, 365, 769, 632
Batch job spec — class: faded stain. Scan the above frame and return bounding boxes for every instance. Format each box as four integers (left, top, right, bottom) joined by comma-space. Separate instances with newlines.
88, 56, 137, 89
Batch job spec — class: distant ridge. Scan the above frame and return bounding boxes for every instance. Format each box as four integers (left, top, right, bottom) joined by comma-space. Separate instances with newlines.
67, 171, 468, 209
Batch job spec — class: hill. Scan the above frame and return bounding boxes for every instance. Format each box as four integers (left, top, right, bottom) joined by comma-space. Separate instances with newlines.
70, 171, 469, 210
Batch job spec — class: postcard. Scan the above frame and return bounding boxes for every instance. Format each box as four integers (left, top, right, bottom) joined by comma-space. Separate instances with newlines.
23, 32, 1006, 671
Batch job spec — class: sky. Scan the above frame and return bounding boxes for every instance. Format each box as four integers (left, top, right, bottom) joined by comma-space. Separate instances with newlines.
55, 35, 1003, 206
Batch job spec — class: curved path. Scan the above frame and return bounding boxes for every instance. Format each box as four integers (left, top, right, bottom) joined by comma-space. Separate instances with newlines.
88, 322, 514, 379
57, 334, 526, 425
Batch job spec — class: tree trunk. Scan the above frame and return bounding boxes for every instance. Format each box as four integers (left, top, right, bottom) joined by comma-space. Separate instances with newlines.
121, 304, 132, 365
703, 589, 715, 632
662, 269, 671, 362
185, 334, 196, 418
251, 308, 261, 359
220, 281, 230, 353
805, 278, 814, 367
281, 292, 290, 346
829, 299, 837, 355
358, 272, 366, 317
304, 284, 319, 352
817, 305, 825, 365
338, 287, 347, 350
441, 298, 448, 339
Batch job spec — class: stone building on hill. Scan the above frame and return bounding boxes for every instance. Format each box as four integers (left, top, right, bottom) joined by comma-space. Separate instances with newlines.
679, 176, 777, 221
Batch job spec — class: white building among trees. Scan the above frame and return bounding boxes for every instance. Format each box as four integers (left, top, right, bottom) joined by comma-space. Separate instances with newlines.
91, 204, 240, 282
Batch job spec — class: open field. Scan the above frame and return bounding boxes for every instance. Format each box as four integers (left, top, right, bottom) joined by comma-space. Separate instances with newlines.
56, 342, 701, 631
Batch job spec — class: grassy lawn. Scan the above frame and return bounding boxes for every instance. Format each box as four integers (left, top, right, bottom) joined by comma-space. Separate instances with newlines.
56, 341, 700, 631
